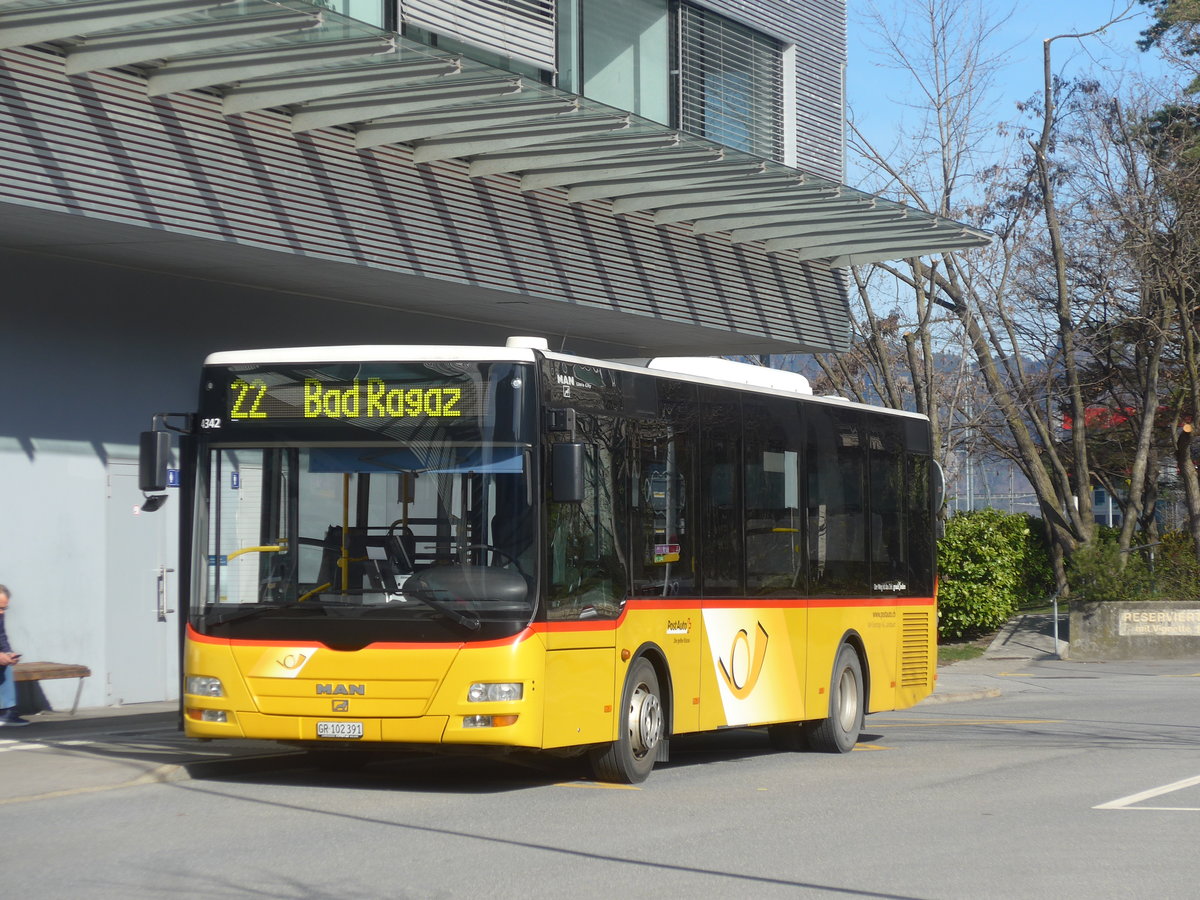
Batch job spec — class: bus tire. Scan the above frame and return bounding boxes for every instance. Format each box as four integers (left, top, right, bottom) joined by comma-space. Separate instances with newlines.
589, 656, 664, 784
805, 643, 864, 754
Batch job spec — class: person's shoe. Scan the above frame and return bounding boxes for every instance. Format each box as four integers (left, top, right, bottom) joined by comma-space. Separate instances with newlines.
0, 713, 30, 727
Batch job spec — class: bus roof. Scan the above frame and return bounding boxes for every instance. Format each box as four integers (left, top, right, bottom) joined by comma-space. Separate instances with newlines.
205, 340, 927, 421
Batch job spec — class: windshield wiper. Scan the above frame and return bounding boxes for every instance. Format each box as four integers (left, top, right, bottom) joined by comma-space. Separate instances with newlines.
395, 587, 481, 632
206, 603, 295, 627
206, 593, 480, 632
205, 600, 349, 627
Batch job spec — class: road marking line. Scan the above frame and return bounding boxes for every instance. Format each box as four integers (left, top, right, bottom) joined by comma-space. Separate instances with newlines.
555, 780, 641, 791
1095, 774, 1200, 810
0, 764, 185, 806
873, 719, 1059, 728
0, 739, 94, 753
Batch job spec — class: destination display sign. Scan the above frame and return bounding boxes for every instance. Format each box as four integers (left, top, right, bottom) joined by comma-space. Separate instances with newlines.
200, 367, 485, 431
230, 377, 467, 421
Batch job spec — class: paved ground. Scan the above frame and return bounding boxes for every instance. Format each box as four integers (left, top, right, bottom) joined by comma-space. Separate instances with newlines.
0, 612, 1073, 803
926, 611, 1069, 704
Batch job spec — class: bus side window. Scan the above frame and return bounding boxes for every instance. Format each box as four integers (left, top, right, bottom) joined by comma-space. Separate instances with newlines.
744, 396, 804, 596
699, 388, 742, 595
631, 384, 697, 597
807, 406, 869, 596
868, 419, 908, 591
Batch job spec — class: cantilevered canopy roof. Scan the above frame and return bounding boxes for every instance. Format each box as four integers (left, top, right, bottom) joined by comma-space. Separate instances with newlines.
0, 0, 990, 268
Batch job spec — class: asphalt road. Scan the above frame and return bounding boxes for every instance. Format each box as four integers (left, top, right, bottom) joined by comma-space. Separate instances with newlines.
3, 653, 1199, 899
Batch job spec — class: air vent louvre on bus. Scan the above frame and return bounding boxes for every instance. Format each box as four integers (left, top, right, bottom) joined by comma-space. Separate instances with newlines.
900, 611, 931, 686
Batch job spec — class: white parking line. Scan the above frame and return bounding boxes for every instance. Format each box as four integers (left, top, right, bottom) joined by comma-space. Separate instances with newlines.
0, 739, 95, 753
1095, 774, 1200, 810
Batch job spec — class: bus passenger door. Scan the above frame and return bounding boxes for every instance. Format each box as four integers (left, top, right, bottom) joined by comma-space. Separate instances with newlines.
542, 419, 624, 748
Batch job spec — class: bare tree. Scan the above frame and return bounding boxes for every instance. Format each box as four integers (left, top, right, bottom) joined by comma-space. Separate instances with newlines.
840, 0, 1157, 590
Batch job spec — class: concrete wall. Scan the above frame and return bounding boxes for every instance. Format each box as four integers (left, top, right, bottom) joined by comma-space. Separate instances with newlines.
1069, 601, 1200, 661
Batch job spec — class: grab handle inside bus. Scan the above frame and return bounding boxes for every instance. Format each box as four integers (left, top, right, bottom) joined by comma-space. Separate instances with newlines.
551, 442, 586, 503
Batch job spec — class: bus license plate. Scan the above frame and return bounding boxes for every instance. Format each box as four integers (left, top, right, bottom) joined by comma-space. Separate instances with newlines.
317, 721, 363, 739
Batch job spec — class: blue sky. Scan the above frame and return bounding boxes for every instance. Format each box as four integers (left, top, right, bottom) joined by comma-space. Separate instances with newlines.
845, 1, 1176, 160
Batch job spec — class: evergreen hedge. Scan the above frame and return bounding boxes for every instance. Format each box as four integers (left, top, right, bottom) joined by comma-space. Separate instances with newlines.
937, 509, 1054, 639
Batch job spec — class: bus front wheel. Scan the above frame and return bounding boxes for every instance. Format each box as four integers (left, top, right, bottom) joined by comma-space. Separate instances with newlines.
805, 644, 864, 753
589, 657, 664, 784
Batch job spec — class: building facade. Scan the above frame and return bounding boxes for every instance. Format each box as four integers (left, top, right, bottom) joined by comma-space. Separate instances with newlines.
0, 0, 986, 709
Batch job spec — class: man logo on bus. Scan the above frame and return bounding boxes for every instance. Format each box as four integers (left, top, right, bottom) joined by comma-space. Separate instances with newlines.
718, 622, 769, 700
316, 684, 365, 695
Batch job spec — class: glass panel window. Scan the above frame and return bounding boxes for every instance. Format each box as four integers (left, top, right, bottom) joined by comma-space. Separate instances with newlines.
744, 397, 804, 596
631, 382, 697, 596
807, 406, 868, 596
401, 0, 557, 72
545, 415, 630, 620
574, 0, 670, 122
677, 2, 784, 160
317, 1, 386, 28
699, 388, 742, 595
201, 443, 536, 645
195, 360, 537, 645
868, 419, 908, 593
906, 453, 934, 595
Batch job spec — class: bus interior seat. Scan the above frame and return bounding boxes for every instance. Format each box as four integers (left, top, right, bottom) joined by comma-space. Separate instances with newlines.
384, 527, 417, 574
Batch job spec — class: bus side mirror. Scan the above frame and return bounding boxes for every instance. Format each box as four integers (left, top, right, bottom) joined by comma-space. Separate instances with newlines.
551, 442, 586, 503
139, 431, 170, 492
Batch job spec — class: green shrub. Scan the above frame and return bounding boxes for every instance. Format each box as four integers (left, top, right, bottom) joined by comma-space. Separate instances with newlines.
1067, 530, 1144, 602
937, 509, 1053, 639
1150, 532, 1200, 600
1069, 529, 1199, 602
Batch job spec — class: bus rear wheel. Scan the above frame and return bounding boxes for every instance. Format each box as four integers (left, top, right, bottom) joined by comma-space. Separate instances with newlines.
805, 643, 864, 753
589, 657, 664, 784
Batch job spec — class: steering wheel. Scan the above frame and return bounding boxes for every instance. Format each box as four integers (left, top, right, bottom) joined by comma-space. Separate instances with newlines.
463, 543, 528, 579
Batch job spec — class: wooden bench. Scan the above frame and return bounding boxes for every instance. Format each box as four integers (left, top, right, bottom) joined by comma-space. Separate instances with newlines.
12, 661, 92, 714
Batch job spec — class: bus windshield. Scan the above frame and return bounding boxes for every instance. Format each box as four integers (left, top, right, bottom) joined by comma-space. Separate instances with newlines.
195, 361, 536, 646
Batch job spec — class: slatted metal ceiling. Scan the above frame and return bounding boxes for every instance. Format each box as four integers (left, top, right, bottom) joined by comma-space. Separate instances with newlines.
0, 0, 989, 268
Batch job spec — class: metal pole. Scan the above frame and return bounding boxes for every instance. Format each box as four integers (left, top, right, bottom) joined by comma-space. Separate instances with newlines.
1052, 591, 1060, 659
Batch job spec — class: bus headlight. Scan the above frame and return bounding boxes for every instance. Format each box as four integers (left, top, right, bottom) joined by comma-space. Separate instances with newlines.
186, 675, 224, 697
463, 715, 519, 728
467, 682, 523, 703
186, 708, 229, 723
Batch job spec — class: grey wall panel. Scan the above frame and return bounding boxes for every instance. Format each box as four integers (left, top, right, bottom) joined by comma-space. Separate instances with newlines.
697, 0, 846, 180
0, 47, 850, 354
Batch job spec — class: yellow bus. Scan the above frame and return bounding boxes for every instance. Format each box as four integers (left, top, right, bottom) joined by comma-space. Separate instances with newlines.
140, 338, 940, 783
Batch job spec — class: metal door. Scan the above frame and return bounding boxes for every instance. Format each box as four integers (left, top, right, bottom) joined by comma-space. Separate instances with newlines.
105, 461, 180, 705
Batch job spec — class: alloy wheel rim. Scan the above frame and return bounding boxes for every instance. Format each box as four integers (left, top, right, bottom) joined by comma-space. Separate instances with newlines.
836, 667, 859, 733
628, 682, 663, 759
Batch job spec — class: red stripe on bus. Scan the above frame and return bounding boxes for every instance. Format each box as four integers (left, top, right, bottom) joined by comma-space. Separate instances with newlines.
187, 594, 934, 647
185, 623, 536, 651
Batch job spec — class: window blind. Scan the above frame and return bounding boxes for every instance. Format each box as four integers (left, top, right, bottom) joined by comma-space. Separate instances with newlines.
399, 0, 556, 71
677, 2, 784, 162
